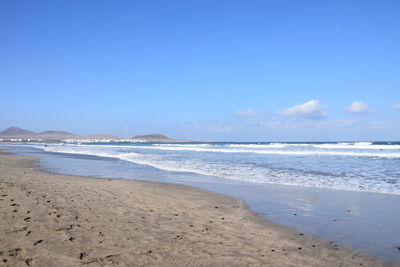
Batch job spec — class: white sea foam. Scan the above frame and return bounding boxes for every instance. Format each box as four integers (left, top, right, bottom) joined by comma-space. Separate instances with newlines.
226, 142, 400, 150
314, 142, 400, 150
54, 141, 400, 151
36, 143, 400, 158
143, 145, 400, 158
34, 143, 400, 195
155, 143, 213, 147
226, 143, 312, 148
156, 142, 400, 151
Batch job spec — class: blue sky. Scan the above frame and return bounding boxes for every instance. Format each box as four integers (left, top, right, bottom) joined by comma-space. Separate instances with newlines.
1, 0, 399, 141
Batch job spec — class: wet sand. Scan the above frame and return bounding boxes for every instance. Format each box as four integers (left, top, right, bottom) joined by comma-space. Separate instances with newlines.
0, 152, 389, 266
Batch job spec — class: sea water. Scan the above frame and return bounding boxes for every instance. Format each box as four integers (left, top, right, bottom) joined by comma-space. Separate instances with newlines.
35, 141, 400, 195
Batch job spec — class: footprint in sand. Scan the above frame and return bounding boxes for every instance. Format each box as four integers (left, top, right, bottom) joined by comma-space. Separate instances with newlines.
80, 252, 86, 260
25, 258, 33, 266
8, 248, 22, 257
33, 240, 43, 246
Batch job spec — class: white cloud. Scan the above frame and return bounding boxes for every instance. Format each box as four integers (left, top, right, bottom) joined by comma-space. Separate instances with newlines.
279, 100, 328, 119
234, 109, 258, 117
331, 119, 356, 127
393, 103, 400, 110
234, 109, 264, 124
345, 101, 372, 114
186, 121, 233, 133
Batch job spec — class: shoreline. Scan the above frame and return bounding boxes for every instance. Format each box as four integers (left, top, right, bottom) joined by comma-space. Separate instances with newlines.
0, 152, 389, 266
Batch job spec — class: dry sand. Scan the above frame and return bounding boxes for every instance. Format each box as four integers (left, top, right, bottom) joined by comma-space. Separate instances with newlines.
0, 152, 391, 266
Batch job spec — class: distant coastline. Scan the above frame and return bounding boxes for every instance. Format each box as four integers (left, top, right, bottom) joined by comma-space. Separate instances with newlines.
0, 126, 206, 143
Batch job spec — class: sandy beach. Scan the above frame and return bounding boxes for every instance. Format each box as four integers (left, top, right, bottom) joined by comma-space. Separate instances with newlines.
0, 152, 389, 266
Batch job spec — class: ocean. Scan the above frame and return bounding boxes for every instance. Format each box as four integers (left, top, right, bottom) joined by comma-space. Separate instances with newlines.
36, 141, 400, 195
3, 141, 400, 262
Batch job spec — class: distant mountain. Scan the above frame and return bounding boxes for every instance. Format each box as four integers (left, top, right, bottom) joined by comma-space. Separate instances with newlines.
132, 134, 169, 140
36, 131, 78, 140
0, 126, 187, 142
0, 126, 36, 136
131, 134, 184, 142
0, 127, 78, 140
39, 130, 76, 136
83, 134, 121, 140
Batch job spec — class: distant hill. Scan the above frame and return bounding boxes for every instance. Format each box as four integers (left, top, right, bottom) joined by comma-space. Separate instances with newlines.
39, 131, 76, 136
132, 134, 183, 142
83, 134, 121, 140
0, 126, 78, 140
0, 126, 187, 142
0, 126, 36, 136
36, 131, 78, 140
132, 134, 169, 140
